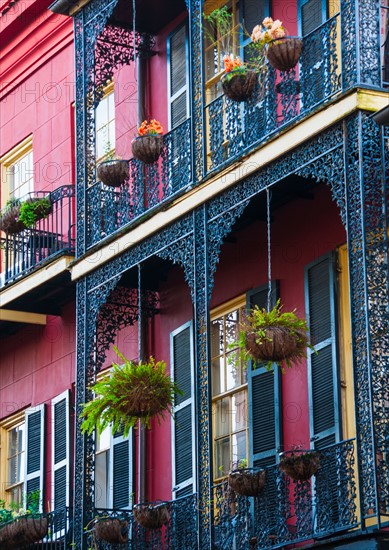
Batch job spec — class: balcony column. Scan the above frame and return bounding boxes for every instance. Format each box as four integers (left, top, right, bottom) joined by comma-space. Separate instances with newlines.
344, 112, 389, 526
341, 0, 382, 89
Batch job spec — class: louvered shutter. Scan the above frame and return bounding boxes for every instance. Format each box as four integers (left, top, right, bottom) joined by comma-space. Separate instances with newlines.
305, 253, 340, 449
168, 22, 189, 130
51, 391, 70, 513
300, 0, 326, 36
25, 405, 45, 511
171, 321, 195, 498
247, 281, 281, 469
110, 427, 132, 509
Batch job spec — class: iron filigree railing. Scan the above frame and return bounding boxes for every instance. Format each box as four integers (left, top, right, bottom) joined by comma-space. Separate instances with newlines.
212, 439, 358, 550
88, 493, 198, 549
86, 118, 192, 248
205, 14, 341, 175
0, 186, 75, 287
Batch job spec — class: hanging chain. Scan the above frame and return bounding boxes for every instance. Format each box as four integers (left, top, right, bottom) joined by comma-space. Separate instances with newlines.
267, 187, 272, 311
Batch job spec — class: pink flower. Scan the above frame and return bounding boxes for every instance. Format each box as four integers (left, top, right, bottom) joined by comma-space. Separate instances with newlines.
251, 24, 264, 43
262, 17, 274, 29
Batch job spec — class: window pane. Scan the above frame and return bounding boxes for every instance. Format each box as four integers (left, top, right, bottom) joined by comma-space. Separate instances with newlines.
95, 450, 108, 508
214, 397, 230, 437
231, 431, 247, 467
232, 390, 247, 432
215, 437, 230, 478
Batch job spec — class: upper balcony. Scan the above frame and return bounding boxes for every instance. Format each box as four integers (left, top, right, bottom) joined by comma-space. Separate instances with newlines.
61, 0, 388, 254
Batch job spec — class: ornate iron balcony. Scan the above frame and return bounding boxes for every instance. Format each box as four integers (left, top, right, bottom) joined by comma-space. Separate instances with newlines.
212, 439, 358, 550
86, 118, 192, 248
89, 493, 198, 549
0, 185, 75, 287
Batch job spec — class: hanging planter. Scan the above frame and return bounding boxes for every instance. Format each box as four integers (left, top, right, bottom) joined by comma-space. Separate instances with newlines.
133, 502, 170, 530
0, 515, 48, 548
80, 346, 182, 435
228, 467, 266, 497
279, 450, 321, 481
221, 70, 257, 102
97, 159, 129, 187
236, 300, 313, 371
0, 199, 23, 234
266, 37, 302, 72
131, 119, 164, 164
93, 518, 128, 544
0, 196, 52, 234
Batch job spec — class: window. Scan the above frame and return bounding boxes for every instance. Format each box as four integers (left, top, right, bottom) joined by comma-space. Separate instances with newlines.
0, 406, 45, 509
211, 298, 248, 480
95, 84, 115, 161
1, 136, 33, 207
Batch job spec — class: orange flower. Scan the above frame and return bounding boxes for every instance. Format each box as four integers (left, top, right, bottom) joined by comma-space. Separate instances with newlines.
224, 55, 244, 73
137, 119, 163, 136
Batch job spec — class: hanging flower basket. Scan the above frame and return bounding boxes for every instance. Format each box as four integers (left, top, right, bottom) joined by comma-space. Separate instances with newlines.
0, 515, 48, 548
0, 196, 52, 234
228, 468, 266, 497
80, 347, 182, 435
97, 159, 129, 187
93, 518, 128, 544
266, 37, 303, 72
221, 69, 257, 102
132, 135, 163, 164
279, 450, 321, 481
133, 502, 170, 530
0, 202, 24, 234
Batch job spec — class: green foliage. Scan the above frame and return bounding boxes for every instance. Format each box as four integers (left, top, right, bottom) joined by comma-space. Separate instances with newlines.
203, 6, 233, 53
234, 299, 314, 371
18, 197, 51, 228
3, 197, 21, 212
80, 347, 183, 436
0, 490, 41, 526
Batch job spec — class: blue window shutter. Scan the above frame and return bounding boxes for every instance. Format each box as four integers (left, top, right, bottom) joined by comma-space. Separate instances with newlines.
305, 253, 340, 449
25, 405, 45, 511
247, 281, 281, 468
51, 391, 70, 511
110, 428, 133, 509
171, 321, 195, 498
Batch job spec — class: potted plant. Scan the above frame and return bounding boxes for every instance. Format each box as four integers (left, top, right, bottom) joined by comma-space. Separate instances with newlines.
235, 299, 313, 371
221, 55, 257, 102
228, 459, 266, 497
133, 502, 170, 530
279, 449, 321, 481
92, 517, 128, 544
0, 198, 24, 234
251, 17, 302, 72
0, 196, 52, 234
80, 346, 182, 434
131, 120, 164, 164
0, 490, 47, 548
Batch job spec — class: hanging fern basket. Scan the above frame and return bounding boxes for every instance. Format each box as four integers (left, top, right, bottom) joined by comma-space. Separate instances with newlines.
0, 203, 24, 234
279, 450, 321, 481
97, 160, 129, 187
266, 37, 303, 72
228, 468, 266, 497
93, 518, 128, 544
131, 135, 163, 164
246, 326, 308, 364
0, 197, 52, 234
221, 70, 257, 102
133, 502, 170, 530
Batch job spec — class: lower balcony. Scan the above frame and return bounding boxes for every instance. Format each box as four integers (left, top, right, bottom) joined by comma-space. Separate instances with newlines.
0, 185, 75, 287
87, 440, 359, 549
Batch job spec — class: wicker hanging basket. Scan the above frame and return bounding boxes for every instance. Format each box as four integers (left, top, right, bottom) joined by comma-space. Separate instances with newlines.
93, 518, 128, 544
279, 450, 320, 481
133, 502, 170, 530
131, 135, 163, 164
228, 468, 266, 497
97, 160, 129, 187
0, 203, 24, 234
246, 326, 308, 363
266, 37, 303, 72
0, 516, 48, 548
221, 70, 257, 102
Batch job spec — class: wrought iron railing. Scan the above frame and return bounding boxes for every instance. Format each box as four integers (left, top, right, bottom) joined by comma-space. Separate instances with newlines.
0, 507, 72, 548
205, 13, 341, 174
212, 439, 358, 550
88, 494, 198, 549
86, 118, 192, 248
0, 185, 75, 287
